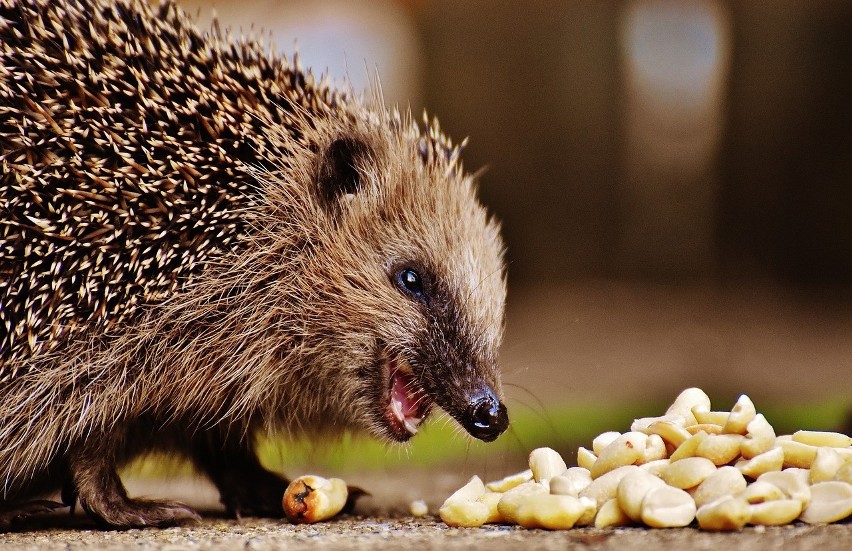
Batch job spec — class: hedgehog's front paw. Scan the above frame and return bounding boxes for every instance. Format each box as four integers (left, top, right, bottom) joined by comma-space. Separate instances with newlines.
78, 495, 200, 529
69, 441, 200, 528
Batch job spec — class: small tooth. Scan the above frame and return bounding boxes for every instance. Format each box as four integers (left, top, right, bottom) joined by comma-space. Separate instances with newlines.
391, 398, 404, 421
404, 419, 419, 435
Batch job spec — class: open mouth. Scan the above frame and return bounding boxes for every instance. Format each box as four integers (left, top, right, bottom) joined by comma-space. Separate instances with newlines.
382, 353, 433, 441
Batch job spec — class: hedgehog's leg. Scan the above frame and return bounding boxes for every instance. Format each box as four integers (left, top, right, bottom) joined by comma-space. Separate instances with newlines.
68, 439, 200, 528
191, 432, 288, 518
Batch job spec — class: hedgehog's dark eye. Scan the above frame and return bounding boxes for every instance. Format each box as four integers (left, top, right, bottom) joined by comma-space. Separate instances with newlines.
395, 268, 424, 299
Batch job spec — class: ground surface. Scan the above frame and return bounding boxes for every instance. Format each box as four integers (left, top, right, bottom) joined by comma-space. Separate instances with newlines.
2, 470, 850, 550
3, 517, 851, 551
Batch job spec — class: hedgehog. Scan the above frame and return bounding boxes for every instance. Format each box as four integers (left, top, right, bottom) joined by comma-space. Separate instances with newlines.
0, 0, 508, 528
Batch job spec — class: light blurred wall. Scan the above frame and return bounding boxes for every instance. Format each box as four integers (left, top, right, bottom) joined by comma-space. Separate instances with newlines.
176, 0, 423, 109
618, 0, 731, 278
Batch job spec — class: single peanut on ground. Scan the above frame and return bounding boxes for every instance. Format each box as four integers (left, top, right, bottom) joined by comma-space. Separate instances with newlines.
439, 475, 490, 527
283, 475, 349, 524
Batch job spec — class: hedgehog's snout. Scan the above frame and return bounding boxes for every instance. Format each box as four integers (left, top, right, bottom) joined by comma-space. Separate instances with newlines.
460, 386, 508, 442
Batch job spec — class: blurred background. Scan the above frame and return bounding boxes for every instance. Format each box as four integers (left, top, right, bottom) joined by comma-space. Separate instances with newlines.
140, 0, 852, 496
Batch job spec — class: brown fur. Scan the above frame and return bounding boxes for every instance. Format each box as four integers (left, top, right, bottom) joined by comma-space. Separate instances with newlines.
0, 0, 507, 527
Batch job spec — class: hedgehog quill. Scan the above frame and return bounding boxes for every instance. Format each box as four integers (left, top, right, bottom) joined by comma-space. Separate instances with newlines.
0, 0, 508, 528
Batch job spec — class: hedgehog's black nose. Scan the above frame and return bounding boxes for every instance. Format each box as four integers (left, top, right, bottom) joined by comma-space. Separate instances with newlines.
462, 388, 509, 442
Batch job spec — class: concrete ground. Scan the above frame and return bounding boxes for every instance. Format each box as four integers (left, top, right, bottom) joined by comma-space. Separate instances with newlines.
2, 517, 851, 551
2, 468, 851, 551
1, 468, 850, 550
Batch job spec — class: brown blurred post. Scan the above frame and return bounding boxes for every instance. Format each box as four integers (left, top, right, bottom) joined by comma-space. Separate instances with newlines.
618, 0, 731, 278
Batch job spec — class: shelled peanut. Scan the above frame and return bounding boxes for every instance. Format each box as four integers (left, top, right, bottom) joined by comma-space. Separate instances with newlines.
439, 388, 852, 530
283, 475, 349, 524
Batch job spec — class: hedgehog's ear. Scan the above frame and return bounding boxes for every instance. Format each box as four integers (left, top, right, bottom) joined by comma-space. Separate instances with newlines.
317, 137, 370, 208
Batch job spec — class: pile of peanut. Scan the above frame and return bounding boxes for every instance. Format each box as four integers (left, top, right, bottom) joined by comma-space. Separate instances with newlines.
440, 388, 852, 530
